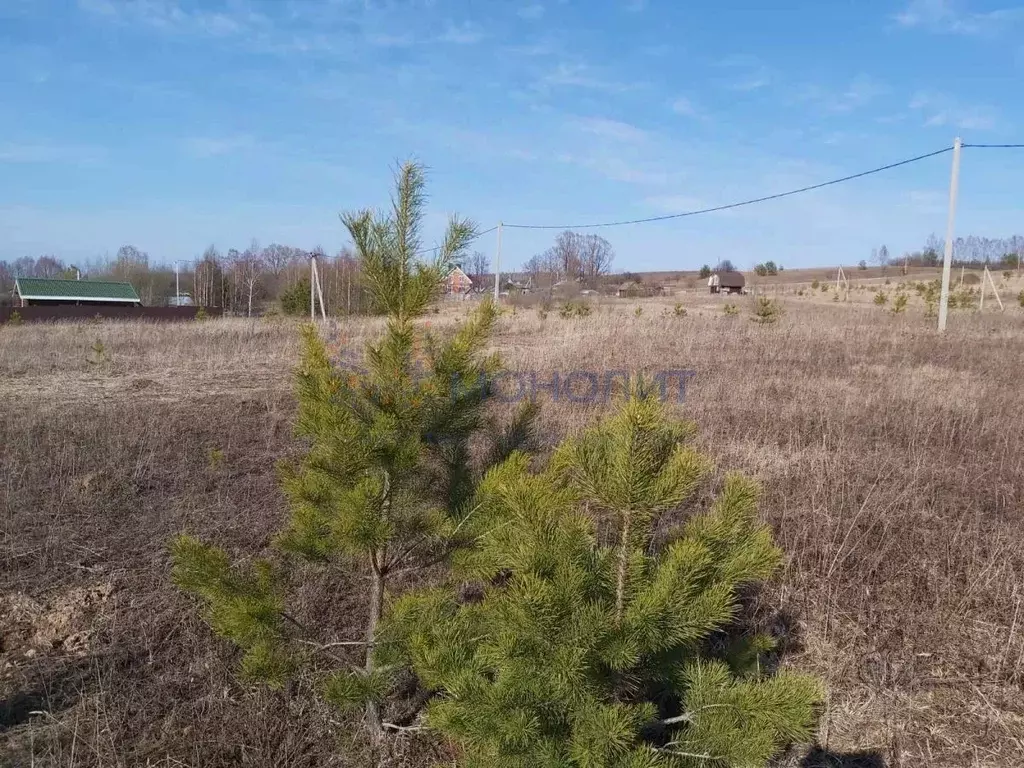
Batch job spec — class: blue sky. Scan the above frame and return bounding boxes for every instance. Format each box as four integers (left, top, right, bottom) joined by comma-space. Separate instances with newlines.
1, 0, 1022, 271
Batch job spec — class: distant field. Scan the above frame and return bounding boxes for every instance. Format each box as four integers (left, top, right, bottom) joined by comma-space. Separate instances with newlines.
638, 264, 999, 292
3, 288, 1024, 767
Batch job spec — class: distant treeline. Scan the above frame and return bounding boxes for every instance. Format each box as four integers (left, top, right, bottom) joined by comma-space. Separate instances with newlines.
2, 232, 1020, 311
885, 234, 1024, 269
0, 243, 371, 316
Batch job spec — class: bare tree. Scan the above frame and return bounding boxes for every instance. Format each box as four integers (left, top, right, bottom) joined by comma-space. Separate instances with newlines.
872, 245, 888, 274
549, 231, 582, 280
468, 251, 490, 285
239, 239, 264, 317
262, 243, 290, 277
579, 234, 614, 285
33, 255, 65, 277
194, 245, 222, 308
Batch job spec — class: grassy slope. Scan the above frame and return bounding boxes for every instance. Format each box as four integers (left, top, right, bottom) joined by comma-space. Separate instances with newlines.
2, 285, 1024, 767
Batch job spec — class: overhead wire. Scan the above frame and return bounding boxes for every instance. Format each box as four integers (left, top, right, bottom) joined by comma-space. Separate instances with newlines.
503, 146, 956, 230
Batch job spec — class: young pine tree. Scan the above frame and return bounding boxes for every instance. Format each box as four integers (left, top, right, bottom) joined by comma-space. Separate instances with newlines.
171, 162, 536, 747
375, 383, 822, 767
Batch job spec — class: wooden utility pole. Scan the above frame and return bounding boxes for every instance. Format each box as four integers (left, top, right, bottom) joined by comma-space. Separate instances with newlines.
493, 222, 503, 303
938, 137, 962, 333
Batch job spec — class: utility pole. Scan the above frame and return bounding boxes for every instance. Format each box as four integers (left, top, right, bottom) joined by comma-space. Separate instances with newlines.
310, 252, 316, 321
493, 222, 503, 303
175, 261, 180, 304
937, 137, 962, 333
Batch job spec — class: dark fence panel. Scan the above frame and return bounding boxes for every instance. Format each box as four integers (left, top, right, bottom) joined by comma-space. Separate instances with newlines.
0, 306, 223, 324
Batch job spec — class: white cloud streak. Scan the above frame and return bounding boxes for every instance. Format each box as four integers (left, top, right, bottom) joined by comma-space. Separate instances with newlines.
894, 0, 1024, 35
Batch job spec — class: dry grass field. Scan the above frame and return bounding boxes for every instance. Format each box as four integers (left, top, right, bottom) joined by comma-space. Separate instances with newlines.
3, 282, 1024, 767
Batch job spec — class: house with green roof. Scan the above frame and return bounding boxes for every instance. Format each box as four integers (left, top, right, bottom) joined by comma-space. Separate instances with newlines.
13, 277, 142, 308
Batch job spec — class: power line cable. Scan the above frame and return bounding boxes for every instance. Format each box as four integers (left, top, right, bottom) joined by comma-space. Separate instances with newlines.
962, 143, 1024, 149
414, 224, 499, 256
504, 146, 955, 230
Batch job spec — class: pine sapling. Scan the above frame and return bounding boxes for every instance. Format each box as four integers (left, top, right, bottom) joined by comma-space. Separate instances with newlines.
377, 383, 823, 766
171, 162, 537, 750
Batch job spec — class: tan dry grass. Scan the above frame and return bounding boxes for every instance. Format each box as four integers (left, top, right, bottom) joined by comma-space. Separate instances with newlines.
2, 298, 1024, 766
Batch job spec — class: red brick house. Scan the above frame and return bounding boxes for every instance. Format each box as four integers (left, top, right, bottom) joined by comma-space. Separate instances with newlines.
443, 266, 473, 296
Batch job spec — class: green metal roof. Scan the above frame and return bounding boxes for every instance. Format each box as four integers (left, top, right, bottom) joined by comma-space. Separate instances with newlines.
15, 277, 141, 303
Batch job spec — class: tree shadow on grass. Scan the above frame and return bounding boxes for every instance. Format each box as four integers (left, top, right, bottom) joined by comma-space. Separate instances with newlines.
800, 746, 887, 768
0, 659, 92, 732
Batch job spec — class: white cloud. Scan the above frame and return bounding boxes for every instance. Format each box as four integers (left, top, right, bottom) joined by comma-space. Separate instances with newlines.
182, 135, 256, 158
574, 117, 650, 144
797, 75, 886, 113
894, 0, 1024, 35
77, 0, 269, 38
670, 97, 697, 116
366, 32, 415, 47
506, 40, 554, 56
557, 153, 676, 186
518, 4, 545, 20
831, 75, 886, 112
0, 142, 104, 164
439, 21, 484, 45
728, 71, 770, 92
909, 91, 998, 130
541, 63, 639, 92
715, 55, 772, 92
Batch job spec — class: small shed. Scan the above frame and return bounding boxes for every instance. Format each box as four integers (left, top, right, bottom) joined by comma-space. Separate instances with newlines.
616, 280, 643, 298
13, 277, 142, 307
708, 271, 745, 295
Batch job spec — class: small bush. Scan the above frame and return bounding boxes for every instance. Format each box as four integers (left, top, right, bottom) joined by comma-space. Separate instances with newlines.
280, 277, 311, 316
797, 288, 805, 297
723, 303, 739, 316
195, 307, 209, 321
811, 279, 820, 289
208, 447, 225, 469
6, 310, 23, 326
961, 272, 981, 286
820, 283, 829, 293
699, 264, 711, 279
874, 292, 888, 306
88, 338, 107, 366
672, 302, 687, 317
752, 296, 782, 324
559, 298, 592, 319
891, 293, 908, 314
952, 288, 976, 309
1003, 271, 1012, 281
1018, 289, 1024, 308
633, 306, 643, 317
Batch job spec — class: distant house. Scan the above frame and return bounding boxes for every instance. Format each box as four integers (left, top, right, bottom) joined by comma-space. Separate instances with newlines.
615, 281, 665, 298
443, 266, 473, 296
167, 293, 195, 307
616, 280, 643, 298
708, 271, 745, 295
13, 277, 142, 308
